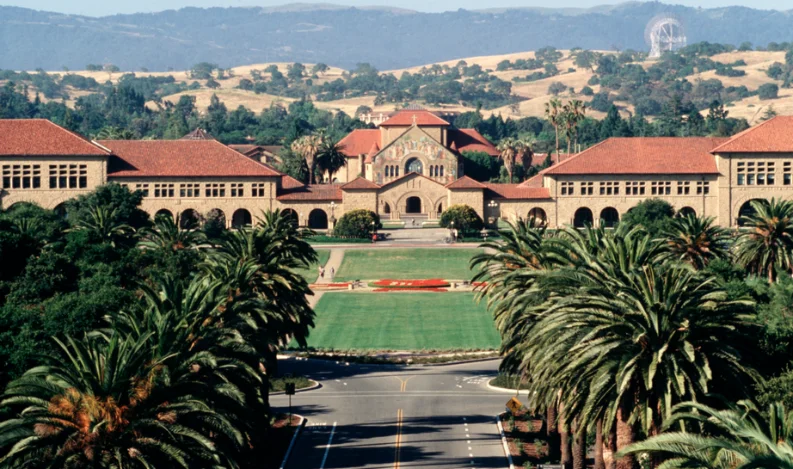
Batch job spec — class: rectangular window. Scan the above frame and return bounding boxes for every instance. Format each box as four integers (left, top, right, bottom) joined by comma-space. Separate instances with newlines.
1, 165, 41, 190
179, 183, 200, 198
677, 181, 690, 195
252, 183, 267, 197
697, 181, 710, 195
599, 181, 619, 195
560, 182, 574, 196
626, 181, 645, 196
231, 183, 244, 197
154, 183, 174, 198
48, 164, 87, 189
135, 183, 150, 197
579, 182, 594, 196
651, 181, 671, 195
205, 183, 226, 197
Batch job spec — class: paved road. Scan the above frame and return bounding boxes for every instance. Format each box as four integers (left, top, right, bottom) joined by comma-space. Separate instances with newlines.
272, 357, 515, 469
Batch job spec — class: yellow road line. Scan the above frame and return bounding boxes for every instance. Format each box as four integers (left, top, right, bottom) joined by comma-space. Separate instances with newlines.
394, 409, 403, 469
392, 376, 415, 392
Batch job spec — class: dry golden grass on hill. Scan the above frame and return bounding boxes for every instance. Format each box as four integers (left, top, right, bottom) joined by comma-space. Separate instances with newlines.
35, 50, 793, 120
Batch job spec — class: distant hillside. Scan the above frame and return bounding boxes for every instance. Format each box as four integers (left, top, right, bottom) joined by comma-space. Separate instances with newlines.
3, 2, 793, 71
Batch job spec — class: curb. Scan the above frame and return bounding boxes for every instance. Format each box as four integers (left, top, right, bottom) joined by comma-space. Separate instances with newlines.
279, 414, 307, 469
416, 356, 501, 367
497, 412, 516, 469
487, 378, 529, 394
270, 380, 322, 396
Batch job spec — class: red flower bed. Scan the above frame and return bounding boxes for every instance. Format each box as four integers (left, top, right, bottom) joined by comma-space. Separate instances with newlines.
472, 281, 488, 288
369, 279, 451, 289
372, 288, 448, 293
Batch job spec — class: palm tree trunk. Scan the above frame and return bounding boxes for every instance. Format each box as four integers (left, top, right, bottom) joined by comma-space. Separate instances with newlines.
554, 127, 560, 164
606, 422, 617, 469
594, 419, 605, 469
306, 155, 315, 184
559, 403, 572, 469
572, 421, 586, 469
615, 407, 637, 469
547, 404, 557, 436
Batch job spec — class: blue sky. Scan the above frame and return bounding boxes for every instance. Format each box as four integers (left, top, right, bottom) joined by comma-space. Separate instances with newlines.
2, 0, 790, 16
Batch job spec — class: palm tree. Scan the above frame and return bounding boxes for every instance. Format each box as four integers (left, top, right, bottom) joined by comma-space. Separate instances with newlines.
545, 98, 564, 163
515, 137, 536, 178
620, 401, 793, 468
565, 100, 587, 153
316, 134, 348, 183
291, 134, 324, 184
70, 205, 135, 247
734, 198, 793, 282
524, 226, 757, 469
140, 213, 206, 252
497, 138, 519, 183
660, 213, 730, 269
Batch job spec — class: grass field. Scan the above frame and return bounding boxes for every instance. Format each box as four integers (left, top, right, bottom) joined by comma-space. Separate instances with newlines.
334, 248, 479, 281
304, 292, 499, 350
294, 249, 330, 283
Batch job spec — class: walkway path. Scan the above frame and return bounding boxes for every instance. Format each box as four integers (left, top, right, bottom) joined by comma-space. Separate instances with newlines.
309, 248, 346, 309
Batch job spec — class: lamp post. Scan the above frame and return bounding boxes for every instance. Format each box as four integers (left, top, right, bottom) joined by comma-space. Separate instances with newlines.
488, 200, 499, 228
450, 220, 455, 241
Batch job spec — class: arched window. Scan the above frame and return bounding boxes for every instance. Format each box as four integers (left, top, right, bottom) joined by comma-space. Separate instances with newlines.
599, 207, 619, 228
308, 209, 329, 229
406, 158, 423, 175
528, 207, 547, 222
738, 199, 766, 226
395, 166, 399, 177
678, 207, 696, 218
573, 207, 594, 228
383, 202, 391, 214
155, 209, 174, 221
440, 166, 444, 177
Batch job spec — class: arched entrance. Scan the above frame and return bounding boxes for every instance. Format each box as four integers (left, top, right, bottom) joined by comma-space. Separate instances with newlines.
573, 207, 594, 228
405, 158, 423, 175
155, 209, 173, 221
678, 207, 696, 218
600, 207, 619, 228
406, 196, 422, 214
53, 203, 67, 218
308, 209, 329, 229
383, 203, 391, 215
738, 199, 765, 226
528, 207, 547, 222
282, 209, 299, 227
232, 209, 252, 229
180, 209, 200, 229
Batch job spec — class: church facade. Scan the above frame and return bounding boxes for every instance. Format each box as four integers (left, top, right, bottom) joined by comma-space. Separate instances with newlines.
2, 112, 793, 230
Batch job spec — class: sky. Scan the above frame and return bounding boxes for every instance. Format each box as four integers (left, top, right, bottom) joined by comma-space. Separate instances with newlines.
1, 0, 790, 17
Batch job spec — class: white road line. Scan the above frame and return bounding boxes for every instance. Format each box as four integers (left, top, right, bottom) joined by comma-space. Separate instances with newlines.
319, 421, 337, 469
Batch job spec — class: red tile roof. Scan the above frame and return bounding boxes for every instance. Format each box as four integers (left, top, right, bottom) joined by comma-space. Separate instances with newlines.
380, 110, 450, 127
446, 176, 486, 189
339, 129, 381, 157
341, 177, 380, 190
543, 137, 726, 175
277, 184, 343, 201
366, 141, 381, 163
449, 129, 499, 156
712, 116, 793, 153
485, 183, 552, 200
228, 144, 262, 156
103, 140, 282, 178
0, 119, 110, 156
281, 175, 305, 189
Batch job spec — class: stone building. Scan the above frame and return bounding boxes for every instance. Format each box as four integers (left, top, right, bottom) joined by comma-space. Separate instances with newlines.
2, 114, 793, 230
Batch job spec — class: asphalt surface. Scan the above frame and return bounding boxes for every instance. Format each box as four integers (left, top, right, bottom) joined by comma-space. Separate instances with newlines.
271, 357, 514, 469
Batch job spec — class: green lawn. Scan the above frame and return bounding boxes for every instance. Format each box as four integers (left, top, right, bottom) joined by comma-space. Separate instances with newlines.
294, 249, 330, 283
303, 292, 500, 350
334, 248, 479, 281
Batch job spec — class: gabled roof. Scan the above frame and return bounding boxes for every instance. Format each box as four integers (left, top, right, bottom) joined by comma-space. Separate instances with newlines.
379, 171, 446, 190
338, 129, 381, 157
380, 110, 450, 127
281, 175, 305, 189
366, 141, 381, 163
228, 144, 262, 155
341, 177, 381, 190
181, 128, 214, 140
446, 176, 486, 190
484, 183, 551, 200
103, 140, 282, 178
0, 119, 110, 156
277, 184, 343, 201
712, 116, 793, 153
543, 137, 725, 176
448, 129, 499, 156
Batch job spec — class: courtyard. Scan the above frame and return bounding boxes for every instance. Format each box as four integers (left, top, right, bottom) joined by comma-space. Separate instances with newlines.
332, 247, 479, 282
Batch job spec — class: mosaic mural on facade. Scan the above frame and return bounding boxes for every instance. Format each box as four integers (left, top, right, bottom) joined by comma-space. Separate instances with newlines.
373, 134, 457, 185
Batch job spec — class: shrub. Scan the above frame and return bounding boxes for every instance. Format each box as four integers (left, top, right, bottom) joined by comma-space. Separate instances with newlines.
758, 83, 780, 100
333, 209, 381, 238
439, 205, 484, 235
548, 81, 567, 96
621, 199, 675, 237
580, 85, 594, 96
